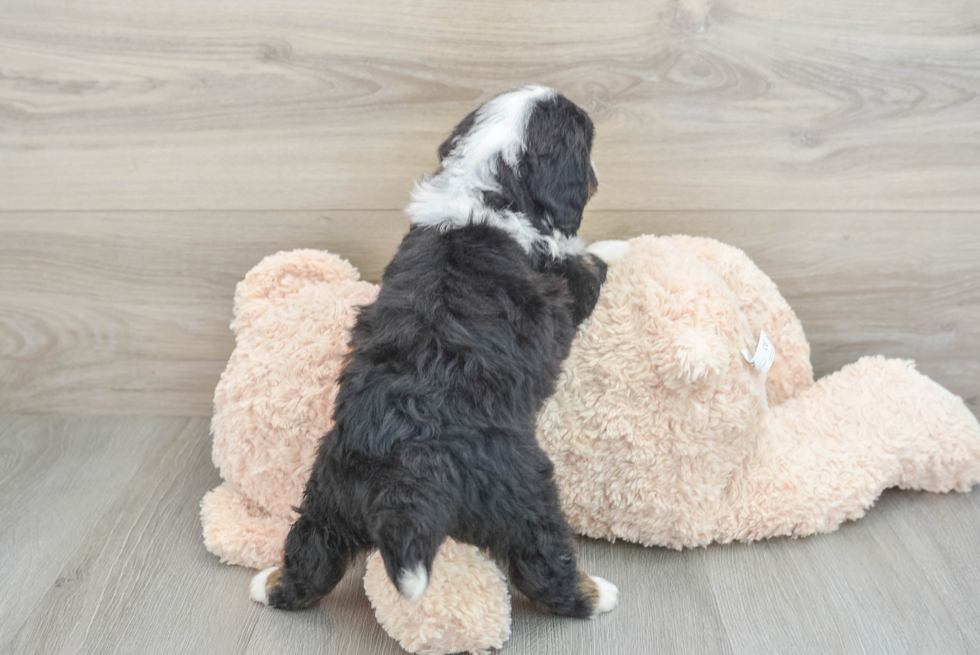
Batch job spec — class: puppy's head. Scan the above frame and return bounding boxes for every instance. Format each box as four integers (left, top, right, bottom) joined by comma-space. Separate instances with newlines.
407, 86, 598, 259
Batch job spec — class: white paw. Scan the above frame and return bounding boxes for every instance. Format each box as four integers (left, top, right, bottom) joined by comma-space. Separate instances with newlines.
586, 240, 631, 265
397, 563, 429, 602
591, 576, 619, 616
250, 567, 278, 605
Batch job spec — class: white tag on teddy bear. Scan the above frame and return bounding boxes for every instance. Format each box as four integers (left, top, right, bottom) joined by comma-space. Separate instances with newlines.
742, 330, 775, 374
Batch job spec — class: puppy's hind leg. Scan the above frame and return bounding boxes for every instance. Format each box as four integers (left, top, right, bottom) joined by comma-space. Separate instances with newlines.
251, 513, 364, 610
508, 520, 619, 619
503, 465, 618, 618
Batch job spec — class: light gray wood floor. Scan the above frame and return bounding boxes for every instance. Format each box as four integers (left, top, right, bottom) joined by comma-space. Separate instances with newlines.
3, 414, 979, 655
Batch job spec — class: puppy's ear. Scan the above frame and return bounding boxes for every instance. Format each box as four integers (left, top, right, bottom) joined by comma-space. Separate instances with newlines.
524, 100, 595, 236
437, 109, 478, 161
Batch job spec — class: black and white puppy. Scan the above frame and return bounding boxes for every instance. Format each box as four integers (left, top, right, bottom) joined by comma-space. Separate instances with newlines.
251, 86, 629, 618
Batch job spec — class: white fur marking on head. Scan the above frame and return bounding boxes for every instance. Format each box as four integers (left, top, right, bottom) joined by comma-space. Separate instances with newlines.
397, 562, 429, 602
407, 86, 582, 259
590, 575, 619, 616
250, 567, 278, 605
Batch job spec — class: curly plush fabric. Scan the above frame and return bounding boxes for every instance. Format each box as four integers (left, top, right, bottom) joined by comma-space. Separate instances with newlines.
201, 237, 980, 654
537, 236, 980, 548
202, 250, 377, 568
364, 543, 511, 655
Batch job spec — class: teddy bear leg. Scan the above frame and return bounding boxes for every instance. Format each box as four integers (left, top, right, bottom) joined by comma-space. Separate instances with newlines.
251, 514, 366, 610
726, 356, 980, 542
363, 539, 514, 655
200, 482, 292, 570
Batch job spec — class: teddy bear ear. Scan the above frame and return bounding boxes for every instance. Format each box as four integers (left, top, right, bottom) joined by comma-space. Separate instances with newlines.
232, 249, 362, 331
654, 327, 731, 388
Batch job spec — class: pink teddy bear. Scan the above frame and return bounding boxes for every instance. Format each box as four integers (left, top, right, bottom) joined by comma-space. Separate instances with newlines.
203, 236, 980, 654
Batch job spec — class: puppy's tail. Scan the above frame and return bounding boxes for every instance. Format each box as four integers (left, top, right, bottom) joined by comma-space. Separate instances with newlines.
372, 487, 450, 602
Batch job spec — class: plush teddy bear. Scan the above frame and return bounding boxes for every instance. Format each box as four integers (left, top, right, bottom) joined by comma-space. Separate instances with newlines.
202, 236, 980, 655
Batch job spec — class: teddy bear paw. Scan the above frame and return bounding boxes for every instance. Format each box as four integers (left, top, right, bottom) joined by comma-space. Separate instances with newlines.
586, 240, 632, 265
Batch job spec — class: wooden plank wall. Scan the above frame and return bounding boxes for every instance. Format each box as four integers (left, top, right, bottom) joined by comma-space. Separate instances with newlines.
1, 0, 978, 415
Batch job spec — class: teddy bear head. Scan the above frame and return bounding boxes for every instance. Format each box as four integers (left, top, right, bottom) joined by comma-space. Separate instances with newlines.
537, 235, 805, 547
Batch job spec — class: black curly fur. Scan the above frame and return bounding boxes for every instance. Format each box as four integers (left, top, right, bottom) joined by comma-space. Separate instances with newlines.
265, 89, 609, 618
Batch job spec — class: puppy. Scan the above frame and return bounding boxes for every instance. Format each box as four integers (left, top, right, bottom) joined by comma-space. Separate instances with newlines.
251, 86, 628, 618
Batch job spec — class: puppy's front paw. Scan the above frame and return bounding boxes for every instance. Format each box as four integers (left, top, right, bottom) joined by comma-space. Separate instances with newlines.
586, 240, 631, 266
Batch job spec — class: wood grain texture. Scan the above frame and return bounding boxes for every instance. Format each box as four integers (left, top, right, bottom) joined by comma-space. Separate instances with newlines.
1, 0, 979, 211
0, 415, 403, 655
3, 2, 979, 652
2, 415, 979, 654
2, 212, 978, 415
0, 212, 406, 415
0, 415, 162, 648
